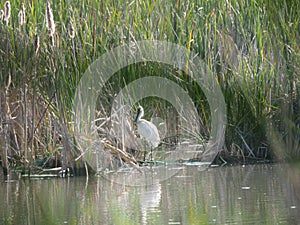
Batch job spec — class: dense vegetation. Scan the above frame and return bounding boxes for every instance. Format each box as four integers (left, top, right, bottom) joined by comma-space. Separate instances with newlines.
0, 0, 299, 175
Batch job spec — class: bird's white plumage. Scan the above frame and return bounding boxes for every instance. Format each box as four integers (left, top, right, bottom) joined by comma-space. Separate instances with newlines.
134, 106, 160, 148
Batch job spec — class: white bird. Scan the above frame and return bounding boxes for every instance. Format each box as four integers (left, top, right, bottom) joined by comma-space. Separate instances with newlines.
134, 105, 160, 149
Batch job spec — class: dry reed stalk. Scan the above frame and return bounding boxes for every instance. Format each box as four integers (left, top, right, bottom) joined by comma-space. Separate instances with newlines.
22, 83, 28, 166
31, 33, 39, 159
102, 141, 141, 171
34, 33, 40, 54
46, 1, 56, 47
0, 90, 8, 175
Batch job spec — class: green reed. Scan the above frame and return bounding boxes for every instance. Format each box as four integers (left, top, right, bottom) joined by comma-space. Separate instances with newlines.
0, 0, 299, 173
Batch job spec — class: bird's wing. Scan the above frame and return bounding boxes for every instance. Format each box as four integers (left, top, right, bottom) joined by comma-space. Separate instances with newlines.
138, 120, 160, 147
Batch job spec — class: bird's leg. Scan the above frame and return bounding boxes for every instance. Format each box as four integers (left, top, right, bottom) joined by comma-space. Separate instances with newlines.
141, 139, 147, 162
143, 147, 146, 162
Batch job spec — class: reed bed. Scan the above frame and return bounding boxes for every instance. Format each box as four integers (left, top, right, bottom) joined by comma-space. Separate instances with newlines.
0, 0, 299, 175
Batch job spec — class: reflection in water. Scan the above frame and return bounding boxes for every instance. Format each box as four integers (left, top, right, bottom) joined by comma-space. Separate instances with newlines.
117, 181, 162, 225
139, 182, 162, 225
0, 163, 300, 224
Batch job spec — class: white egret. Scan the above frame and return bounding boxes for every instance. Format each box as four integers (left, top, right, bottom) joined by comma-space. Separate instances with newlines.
134, 106, 160, 160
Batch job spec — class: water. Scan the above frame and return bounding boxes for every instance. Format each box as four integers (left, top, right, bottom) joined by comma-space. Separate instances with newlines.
0, 163, 299, 225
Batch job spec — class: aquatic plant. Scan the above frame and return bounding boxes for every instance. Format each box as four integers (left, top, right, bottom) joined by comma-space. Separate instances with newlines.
3, 1, 10, 26
0, 0, 298, 175
17, 3, 25, 26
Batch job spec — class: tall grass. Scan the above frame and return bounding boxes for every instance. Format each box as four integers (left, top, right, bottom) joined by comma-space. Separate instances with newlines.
0, 0, 299, 174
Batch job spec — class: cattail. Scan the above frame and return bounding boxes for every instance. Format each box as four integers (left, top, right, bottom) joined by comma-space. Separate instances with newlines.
18, 3, 26, 26
68, 21, 75, 39
4, 1, 11, 26
34, 33, 40, 54
46, 1, 55, 35
0, 10, 4, 23
18, 11, 24, 26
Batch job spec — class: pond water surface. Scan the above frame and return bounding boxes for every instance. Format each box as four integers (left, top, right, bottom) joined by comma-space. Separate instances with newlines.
1, 163, 299, 225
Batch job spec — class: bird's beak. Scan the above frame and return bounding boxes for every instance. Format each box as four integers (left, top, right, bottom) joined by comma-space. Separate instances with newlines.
134, 114, 138, 123
134, 108, 140, 122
